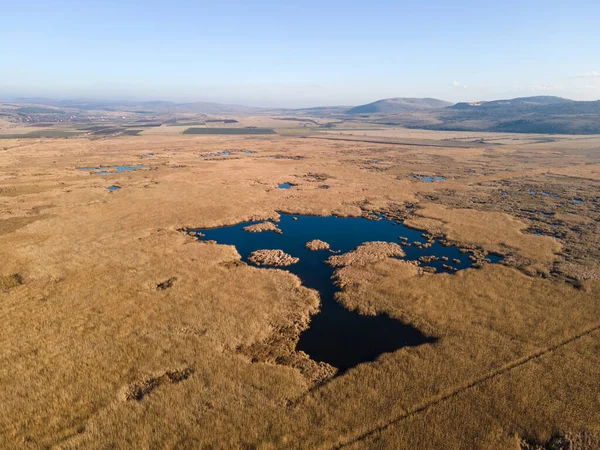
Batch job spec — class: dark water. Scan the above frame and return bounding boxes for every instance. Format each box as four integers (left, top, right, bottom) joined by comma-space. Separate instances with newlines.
411, 175, 446, 182
278, 183, 292, 189
114, 164, 145, 171
189, 214, 499, 372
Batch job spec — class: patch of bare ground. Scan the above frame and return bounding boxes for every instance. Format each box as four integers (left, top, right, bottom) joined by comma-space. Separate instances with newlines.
305, 239, 330, 251
154, 277, 176, 290
0, 215, 51, 236
0, 273, 23, 290
118, 366, 194, 401
0, 184, 63, 197
243, 221, 282, 234
249, 249, 299, 266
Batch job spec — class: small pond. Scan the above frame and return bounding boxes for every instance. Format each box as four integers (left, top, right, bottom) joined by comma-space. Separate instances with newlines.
541, 191, 558, 198
78, 164, 145, 174
188, 214, 500, 373
411, 175, 446, 182
106, 185, 121, 191
278, 183, 293, 189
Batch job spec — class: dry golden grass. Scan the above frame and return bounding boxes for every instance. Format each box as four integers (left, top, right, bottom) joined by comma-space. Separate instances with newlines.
405, 204, 561, 270
306, 239, 331, 251
248, 249, 299, 266
243, 221, 282, 234
0, 130, 598, 449
327, 241, 405, 267
0, 215, 51, 236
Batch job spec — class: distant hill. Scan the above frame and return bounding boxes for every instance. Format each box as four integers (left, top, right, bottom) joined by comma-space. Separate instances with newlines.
5, 94, 600, 134
449, 96, 574, 110
359, 96, 600, 134
280, 105, 352, 116
346, 97, 452, 114
427, 96, 600, 134
4, 97, 266, 114
446, 96, 600, 116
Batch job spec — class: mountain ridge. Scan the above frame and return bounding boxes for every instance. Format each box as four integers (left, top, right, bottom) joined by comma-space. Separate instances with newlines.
346, 97, 453, 114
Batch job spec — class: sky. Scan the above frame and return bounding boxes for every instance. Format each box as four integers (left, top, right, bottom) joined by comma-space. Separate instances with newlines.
1, 0, 599, 107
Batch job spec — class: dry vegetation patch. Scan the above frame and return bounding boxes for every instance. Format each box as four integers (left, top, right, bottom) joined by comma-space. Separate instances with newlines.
335, 259, 422, 291
269, 264, 600, 449
248, 249, 299, 266
243, 221, 282, 234
0, 273, 23, 290
405, 203, 561, 270
0, 215, 51, 236
118, 366, 194, 402
327, 241, 405, 267
335, 262, 600, 343
305, 239, 330, 251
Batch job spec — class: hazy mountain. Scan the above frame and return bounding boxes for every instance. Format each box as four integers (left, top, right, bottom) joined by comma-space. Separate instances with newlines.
3, 97, 265, 114
346, 97, 453, 114
449, 96, 574, 110
5, 95, 600, 134
278, 105, 352, 116
358, 96, 600, 134
171, 101, 265, 114
428, 97, 600, 134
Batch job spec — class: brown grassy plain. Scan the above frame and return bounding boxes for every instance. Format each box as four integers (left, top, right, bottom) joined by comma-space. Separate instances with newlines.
0, 126, 599, 449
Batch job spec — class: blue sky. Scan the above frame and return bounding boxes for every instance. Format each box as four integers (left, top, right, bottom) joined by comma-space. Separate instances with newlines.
1, 0, 599, 107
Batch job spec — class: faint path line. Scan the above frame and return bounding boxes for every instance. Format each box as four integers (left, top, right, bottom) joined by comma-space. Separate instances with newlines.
328, 323, 600, 450
305, 136, 484, 149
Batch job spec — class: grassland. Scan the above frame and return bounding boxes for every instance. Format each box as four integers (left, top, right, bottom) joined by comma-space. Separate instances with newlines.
166, 121, 205, 126
0, 126, 598, 449
0, 129, 83, 139
120, 129, 143, 136
182, 127, 276, 134
16, 106, 66, 114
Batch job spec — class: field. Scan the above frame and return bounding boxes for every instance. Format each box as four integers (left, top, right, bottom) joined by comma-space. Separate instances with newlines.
0, 130, 83, 139
182, 127, 277, 135
166, 122, 205, 126
0, 124, 599, 449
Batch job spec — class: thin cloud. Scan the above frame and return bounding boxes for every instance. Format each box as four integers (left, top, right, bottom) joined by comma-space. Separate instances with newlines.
534, 83, 561, 90
452, 81, 467, 88
572, 71, 600, 78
